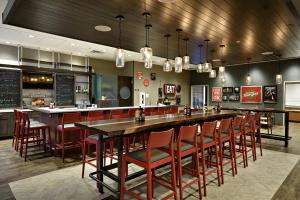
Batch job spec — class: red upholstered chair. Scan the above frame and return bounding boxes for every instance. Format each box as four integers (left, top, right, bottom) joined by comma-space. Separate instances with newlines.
243, 114, 257, 163
54, 112, 83, 163
217, 118, 235, 184
120, 129, 177, 200
82, 111, 116, 178
253, 112, 263, 157
198, 121, 221, 196
174, 125, 202, 200
19, 112, 51, 161
144, 108, 153, 116
231, 116, 247, 174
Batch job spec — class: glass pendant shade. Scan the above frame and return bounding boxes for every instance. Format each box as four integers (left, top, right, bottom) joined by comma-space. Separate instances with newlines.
197, 63, 203, 73
221, 77, 226, 83
140, 47, 153, 68
203, 62, 212, 72
183, 56, 190, 70
144, 58, 152, 69
163, 59, 172, 72
116, 48, 125, 68
209, 69, 216, 78
175, 56, 183, 73
276, 74, 282, 84
219, 66, 225, 78
246, 74, 251, 85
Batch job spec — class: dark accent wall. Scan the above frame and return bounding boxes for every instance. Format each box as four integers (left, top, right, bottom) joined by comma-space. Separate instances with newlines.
191, 59, 300, 124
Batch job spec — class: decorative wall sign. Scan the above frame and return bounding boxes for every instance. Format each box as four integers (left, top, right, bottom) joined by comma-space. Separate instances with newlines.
241, 86, 262, 103
234, 87, 240, 93
143, 79, 149, 87
212, 87, 222, 102
164, 84, 176, 95
176, 85, 182, 93
136, 71, 143, 80
222, 87, 233, 102
263, 85, 277, 103
222, 87, 233, 93
150, 73, 156, 80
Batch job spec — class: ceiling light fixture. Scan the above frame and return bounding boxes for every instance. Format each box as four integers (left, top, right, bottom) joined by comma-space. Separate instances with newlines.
276, 54, 283, 84
209, 69, 216, 78
28, 34, 35, 38
203, 39, 212, 72
197, 44, 203, 73
183, 37, 190, 70
175, 28, 183, 73
246, 57, 252, 85
140, 10, 153, 68
163, 34, 172, 72
219, 44, 225, 78
115, 15, 125, 68
158, 0, 177, 3
261, 51, 273, 55
94, 25, 112, 32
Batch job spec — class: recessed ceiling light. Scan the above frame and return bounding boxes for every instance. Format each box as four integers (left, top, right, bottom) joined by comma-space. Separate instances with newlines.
28, 34, 35, 38
5, 41, 11, 44
95, 25, 112, 32
212, 59, 221, 62
236, 40, 240, 43
71, 43, 75, 46
261, 51, 273, 55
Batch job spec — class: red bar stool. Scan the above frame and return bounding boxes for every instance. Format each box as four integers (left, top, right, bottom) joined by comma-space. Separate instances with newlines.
243, 114, 257, 163
19, 112, 51, 162
54, 112, 83, 163
253, 112, 263, 157
12, 110, 21, 151
120, 128, 177, 200
144, 108, 153, 116
217, 118, 235, 184
231, 116, 247, 174
198, 121, 221, 197
174, 125, 202, 200
82, 111, 116, 178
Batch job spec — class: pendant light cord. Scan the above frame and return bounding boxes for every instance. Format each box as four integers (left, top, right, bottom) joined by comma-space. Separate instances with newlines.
177, 29, 181, 56
199, 45, 202, 63
118, 18, 122, 48
166, 35, 169, 59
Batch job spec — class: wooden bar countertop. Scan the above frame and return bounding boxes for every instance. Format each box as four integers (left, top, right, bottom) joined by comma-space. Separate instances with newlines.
75, 110, 237, 137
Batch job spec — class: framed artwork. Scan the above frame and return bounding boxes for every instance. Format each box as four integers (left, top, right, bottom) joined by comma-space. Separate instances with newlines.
222, 95, 228, 101
263, 85, 277, 103
229, 94, 240, 101
240, 86, 262, 103
212, 87, 222, 102
150, 73, 156, 80
234, 87, 240, 93
222, 87, 233, 93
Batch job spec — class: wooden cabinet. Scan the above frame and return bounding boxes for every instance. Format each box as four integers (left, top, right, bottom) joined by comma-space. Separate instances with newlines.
289, 111, 300, 122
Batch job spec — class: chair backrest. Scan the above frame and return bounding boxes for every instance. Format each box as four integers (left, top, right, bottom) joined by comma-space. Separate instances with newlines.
178, 125, 198, 148
20, 112, 31, 136
147, 128, 174, 149
253, 112, 260, 127
144, 108, 153, 116
150, 110, 164, 116
243, 114, 255, 132
61, 112, 81, 125
201, 121, 217, 140
170, 107, 178, 114
109, 109, 128, 119
87, 111, 104, 121
218, 118, 232, 136
233, 116, 243, 131
13, 109, 21, 137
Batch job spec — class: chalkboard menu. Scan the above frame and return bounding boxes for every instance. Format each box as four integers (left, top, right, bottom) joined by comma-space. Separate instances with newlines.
0, 69, 21, 108
56, 74, 74, 106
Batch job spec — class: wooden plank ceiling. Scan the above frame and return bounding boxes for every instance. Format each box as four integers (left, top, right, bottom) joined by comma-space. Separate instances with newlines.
3, 0, 300, 66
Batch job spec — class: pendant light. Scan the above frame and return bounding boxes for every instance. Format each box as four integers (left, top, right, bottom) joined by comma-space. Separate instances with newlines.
183, 37, 190, 70
163, 34, 172, 72
276, 54, 283, 84
209, 49, 216, 78
197, 44, 203, 73
246, 57, 252, 85
218, 44, 225, 78
203, 39, 212, 72
175, 28, 183, 73
140, 12, 153, 68
115, 15, 125, 68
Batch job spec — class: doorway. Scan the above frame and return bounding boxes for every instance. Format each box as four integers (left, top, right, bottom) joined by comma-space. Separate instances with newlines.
118, 76, 133, 107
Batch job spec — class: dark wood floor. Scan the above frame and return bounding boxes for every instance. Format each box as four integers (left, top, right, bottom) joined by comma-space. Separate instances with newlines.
0, 123, 300, 200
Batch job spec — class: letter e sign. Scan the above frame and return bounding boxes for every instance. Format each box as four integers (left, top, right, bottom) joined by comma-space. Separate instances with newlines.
164, 84, 176, 94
